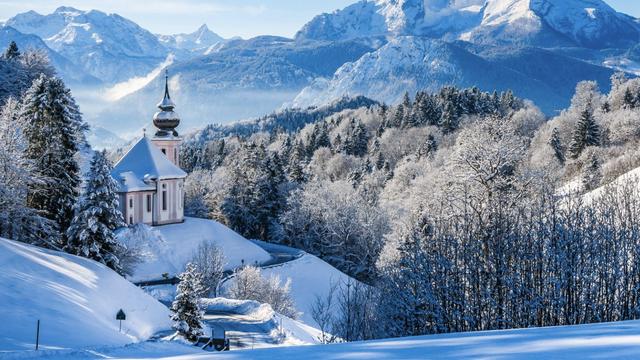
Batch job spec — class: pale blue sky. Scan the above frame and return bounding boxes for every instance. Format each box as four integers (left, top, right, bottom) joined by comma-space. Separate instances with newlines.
0, 0, 637, 39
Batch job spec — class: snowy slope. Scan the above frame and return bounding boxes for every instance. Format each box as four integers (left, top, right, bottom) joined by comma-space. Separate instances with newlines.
261, 254, 357, 328
119, 217, 271, 282
0, 238, 170, 352
14, 319, 640, 359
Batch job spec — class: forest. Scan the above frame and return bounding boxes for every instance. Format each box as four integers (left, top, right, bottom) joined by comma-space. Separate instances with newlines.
179, 71, 640, 340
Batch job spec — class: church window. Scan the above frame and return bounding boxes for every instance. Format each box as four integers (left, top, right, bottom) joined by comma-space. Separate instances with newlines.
129, 198, 133, 208
162, 184, 167, 211
174, 148, 177, 163
147, 194, 152, 212
161, 148, 166, 155
129, 216, 133, 224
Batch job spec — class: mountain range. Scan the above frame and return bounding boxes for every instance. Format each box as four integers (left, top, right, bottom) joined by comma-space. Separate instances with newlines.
1, 1, 638, 139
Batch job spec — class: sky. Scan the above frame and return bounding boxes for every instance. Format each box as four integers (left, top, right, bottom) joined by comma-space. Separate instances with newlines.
0, 0, 638, 39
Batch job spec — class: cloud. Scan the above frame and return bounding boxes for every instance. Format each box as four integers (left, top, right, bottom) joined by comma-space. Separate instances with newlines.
104, 54, 174, 101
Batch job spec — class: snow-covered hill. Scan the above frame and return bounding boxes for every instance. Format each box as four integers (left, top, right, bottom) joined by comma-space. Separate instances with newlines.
118, 217, 272, 283
5, 6, 168, 83
0, 238, 170, 351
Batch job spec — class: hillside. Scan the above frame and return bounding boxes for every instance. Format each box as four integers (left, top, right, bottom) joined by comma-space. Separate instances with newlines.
118, 217, 272, 282
0, 238, 171, 351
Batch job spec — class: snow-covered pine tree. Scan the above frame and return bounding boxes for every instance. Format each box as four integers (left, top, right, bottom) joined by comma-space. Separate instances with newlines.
0, 97, 55, 246
582, 152, 601, 191
549, 128, 565, 164
417, 134, 437, 159
3, 41, 20, 60
569, 104, 600, 159
379, 212, 442, 337
623, 88, 636, 110
20, 75, 87, 246
65, 150, 125, 273
171, 263, 206, 342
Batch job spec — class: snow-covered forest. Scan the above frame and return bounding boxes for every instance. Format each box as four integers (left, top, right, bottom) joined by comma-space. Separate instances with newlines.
178, 70, 640, 340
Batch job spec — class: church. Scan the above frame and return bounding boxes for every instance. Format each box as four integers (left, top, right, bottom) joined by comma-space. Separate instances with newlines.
111, 71, 187, 226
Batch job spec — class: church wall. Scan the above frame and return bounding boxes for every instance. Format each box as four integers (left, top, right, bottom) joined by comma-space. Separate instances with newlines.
151, 138, 182, 167
122, 191, 155, 225
154, 178, 184, 225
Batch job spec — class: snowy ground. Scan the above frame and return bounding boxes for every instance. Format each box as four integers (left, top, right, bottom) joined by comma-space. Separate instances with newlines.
9, 320, 640, 359
201, 298, 321, 348
220, 245, 357, 328
0, 238, 171, 352
119, 217, 271, 282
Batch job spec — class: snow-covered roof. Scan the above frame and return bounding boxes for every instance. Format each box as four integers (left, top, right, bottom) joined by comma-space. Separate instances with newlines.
111, 136, 186, 193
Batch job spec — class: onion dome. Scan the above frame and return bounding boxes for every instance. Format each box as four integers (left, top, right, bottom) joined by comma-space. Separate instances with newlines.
153, 69, 180, 137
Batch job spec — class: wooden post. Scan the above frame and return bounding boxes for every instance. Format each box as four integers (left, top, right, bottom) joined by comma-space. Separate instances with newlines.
35, 320, 40, 351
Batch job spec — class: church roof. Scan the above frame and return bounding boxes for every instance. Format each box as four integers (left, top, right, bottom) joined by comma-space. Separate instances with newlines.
111, 136, 187, 193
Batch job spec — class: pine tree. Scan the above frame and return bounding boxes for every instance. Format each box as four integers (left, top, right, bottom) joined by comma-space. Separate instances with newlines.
569, 105, 600, 159
20, 75, 86, 245
171, 263, 205, 342
549, 128, 565, 164
623, 88, 635, 110
65, 150, 125, 273
3, 41, 20, 60
440, 101, 457, 134
582, 153, 601, 191
379, 212, 442, 336
417, 134, 437, 159
0, 97, 55, 246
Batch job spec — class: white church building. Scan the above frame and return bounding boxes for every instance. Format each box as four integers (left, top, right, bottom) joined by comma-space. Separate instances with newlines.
111, 71, 187, 226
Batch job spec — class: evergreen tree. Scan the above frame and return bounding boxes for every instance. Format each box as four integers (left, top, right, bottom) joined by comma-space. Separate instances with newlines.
20, 75, 86, 245
569, 104, 600, 159
379, 213, 442, 336
440, 101, 457, 134
549, 128, 565, 164
623, 88, 635, 109
171, 263, 205, 342
65, 150, 125, 273
3, 41, 20, 60
582, 153, 601, 191
0, 97, 55, 246
417, 134, 437, 159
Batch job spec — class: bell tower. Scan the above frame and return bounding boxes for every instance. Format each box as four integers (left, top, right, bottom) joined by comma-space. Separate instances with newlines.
151, 69, 182, 167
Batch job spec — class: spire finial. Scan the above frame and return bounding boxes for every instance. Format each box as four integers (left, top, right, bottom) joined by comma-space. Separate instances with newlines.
164, 68, 170, 100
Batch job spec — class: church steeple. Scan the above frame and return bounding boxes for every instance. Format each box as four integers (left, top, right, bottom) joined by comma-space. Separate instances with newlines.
153, 69, 180, 137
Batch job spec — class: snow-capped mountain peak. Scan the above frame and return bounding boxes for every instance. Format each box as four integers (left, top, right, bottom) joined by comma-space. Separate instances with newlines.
5, 7, 169, 83
157, 23, 224, 53
297, 0, 640, 48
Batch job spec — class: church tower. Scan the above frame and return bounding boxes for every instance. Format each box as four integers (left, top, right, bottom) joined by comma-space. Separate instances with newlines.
151, 70, 182, 167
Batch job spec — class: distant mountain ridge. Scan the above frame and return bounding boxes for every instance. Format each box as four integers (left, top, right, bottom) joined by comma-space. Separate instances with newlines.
2, 1, 639, 140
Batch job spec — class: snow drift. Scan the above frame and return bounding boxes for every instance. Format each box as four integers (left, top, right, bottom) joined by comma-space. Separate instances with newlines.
0, 238, 171, 352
